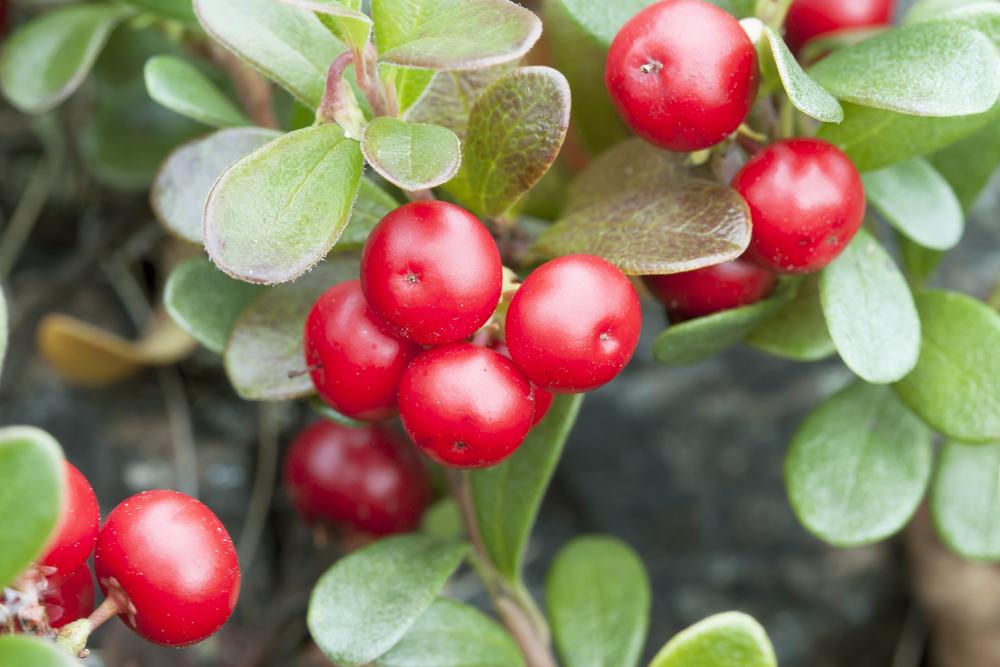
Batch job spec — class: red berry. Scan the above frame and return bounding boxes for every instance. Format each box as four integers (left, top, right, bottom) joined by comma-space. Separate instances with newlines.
643, 258, 776, 321
43, 565, 95, 629
283, 421, 430, 536
505, 255, 642, 393
605, 0, 759, 152
784, 0, 893, 53
305, 280, 420, 421
491, 341, 554, 427
361, 201, 502, 345
94, 490, 240, 647
398, 343, 534, 468
733, 138, 865, 274
39, 462, 99, 584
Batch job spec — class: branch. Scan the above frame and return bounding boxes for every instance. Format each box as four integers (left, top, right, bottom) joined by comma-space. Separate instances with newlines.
209, 44, 279, 129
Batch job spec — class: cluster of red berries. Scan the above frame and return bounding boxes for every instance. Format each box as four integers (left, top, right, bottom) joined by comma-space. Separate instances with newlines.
606, 0, 881, 321
3, 462, 239, 648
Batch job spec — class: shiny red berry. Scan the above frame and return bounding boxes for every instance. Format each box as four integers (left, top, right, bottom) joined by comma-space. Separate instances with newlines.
733, 138, 865, 274
283, 420, 430, 536
491, 341, 554, 427
361, 201, 502, 345
785, 0, 893, 53
94, 490, 240, 647
43, 565, 95, 629
398, 343, 534, 468
605, 0, 759, 152
305, 280, 420, 421
643, 258, 776, 321
39, 462, 99, 584
505, 255, 642, 393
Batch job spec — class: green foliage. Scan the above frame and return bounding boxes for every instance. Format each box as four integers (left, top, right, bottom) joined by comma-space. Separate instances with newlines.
759, 26, 843, 123
144, 55, 249, 128
932, 440, 1000, 561
746, 277, 835, 362
308, 396, 367, 428
648, 612, 776, 667
278, 0, 373, 51
122, 0, 197, 22
342, 178, 401, 248
404, 66, 514, 138
307, 534, 468, 666
361, 118, 461, 190
930, 118, 1000, 211
546, 536, 651, 667
0, 635, 81, 667
905, 0, 990, 23
420, 498, 464, 541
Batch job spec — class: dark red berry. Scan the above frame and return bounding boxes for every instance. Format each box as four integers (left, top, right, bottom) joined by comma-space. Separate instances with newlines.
43, 565, 94, 629
39, 462, 99, 584
785, 0, 894, 53
398, 343, 534, 468
643, 258, 776, 321
361, 201, 502, 345
505, 255, 642, 393
94, 490, 240, 647
733, 138, 865, 274
283, 420, 430, 536
605, 0, 759, 152
491, 341, 554, 427
305, 280, 420, 421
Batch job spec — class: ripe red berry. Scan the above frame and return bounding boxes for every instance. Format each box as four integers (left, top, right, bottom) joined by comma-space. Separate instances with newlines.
784, 0, 894, 53
43, 565, 95, 629
305, 280, 420, 421
283, 421, 430, 536
361, 201, 502, 345
605, 0, 759, 152
643, 258, 777, 321
491, 342, 554, 426
505, 255, 642, 393
39, 462, 99, 584
733, 138, 866, 274
94, 490, 240, 647
398, 343, 534, 468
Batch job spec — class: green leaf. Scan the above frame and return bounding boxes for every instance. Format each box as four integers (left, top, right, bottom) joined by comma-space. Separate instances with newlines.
0, 287, 7, 380
760, 26, 843, 123
819, 229, 921, 384
340, 178, 400, 249
277, 0, 373, 50
164, 258, 263, 354
649, 612, 776, 667
471, 394, 584, 581
152, 127, 281, 243
808, 23, 1000, 117
420, 498, 463, 541
224, 256, 358, 400
930, 116, 1000, 210
862, 158, 964, 250
0, 426, 64, 588
906, 0, 989, 23
376, 598, 525, 667
532, 181, 751, 275
0, 4, 132, 114
908, 1, 1000, 48
361, 118, 461, 190
447, 66, 570, 218
144, 55, 249, 128
405, 66, 515, 139
194, 0, 345, 108
0, 635, 81, 667
785, 382, 932, 548
122, 0, 197, 22
900, 237, 945, 284
546, 536, 651, 667
204, 124, 363, 284
308, 535, 469, 667
893, 290, 1000, 443
308, 395, 367, 428
932, 439, 1000, 561
746, 277, 835, 362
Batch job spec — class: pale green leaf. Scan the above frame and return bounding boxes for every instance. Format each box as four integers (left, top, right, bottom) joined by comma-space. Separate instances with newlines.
747, 277, 835, 362
277, 0, 373, 50
144, 55, 249, 128
649, 612, 776, 667
340, 178, 400, 249
761, 26, 843, 123
0, 635, 81, 667
906, 0, 990, 23
930, 115, 1000, 210
932, 439, 1000, 561
361, 118, 461, 190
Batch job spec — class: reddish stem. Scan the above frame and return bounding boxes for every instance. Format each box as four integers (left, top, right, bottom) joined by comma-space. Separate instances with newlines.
319, 50, 358, 123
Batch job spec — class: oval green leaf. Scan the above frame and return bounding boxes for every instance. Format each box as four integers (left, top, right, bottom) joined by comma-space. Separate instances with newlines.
404, 66, 514, 139
893, 290, 1000, 443
0, 426, 64, 587
376, 597, 525, 667
546, 536, 651, 667
931, 439, 1000, 561
308, 535, 469, 667
649, 612, 776, 667
471, 394, 584, 581
361, 118, 462, 191
204, 124, 363, 284
277, 0, 373, 50
746, 277, 835, 362
820, 230, 921, 384
761, 27, 843, 123
0, 635, 81, 667
144, 55, 249, 128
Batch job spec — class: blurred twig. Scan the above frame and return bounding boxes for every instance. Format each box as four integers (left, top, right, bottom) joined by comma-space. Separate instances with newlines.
0, 157, 54, 280
238, 402, 280, 573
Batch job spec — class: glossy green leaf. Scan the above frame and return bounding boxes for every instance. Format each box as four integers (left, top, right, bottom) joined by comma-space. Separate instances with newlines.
930, 116, 1000, 210
472, 394, 584, 581
377, 598, 524, 667
746, 278, 835, 362
308, 535, 469, 667
0, 635, 81, 667
204, 125, 363, 284
893, 290, 1000, 443
819, 230, 921, 383
224, 256, 358, 400
547, 536, 651, 667
533, 181, 751, 275
448, 67, 570, 218
404, 66, 513, 140
785, 382, 932, 548
932, 440, 1000, 561
194, 0, 344, 108
0, 287, 7, 380
144, 55, 249, 128
164, 258, 263, 354
761, 26, 843, 123
809, 23, 1000, 117
0, 426, 64, 588
0, 4, 132, 114
277, 0, 373, 50
862, 158, 964, 250
361, 118, 461, 191
649, 612, 776, 667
